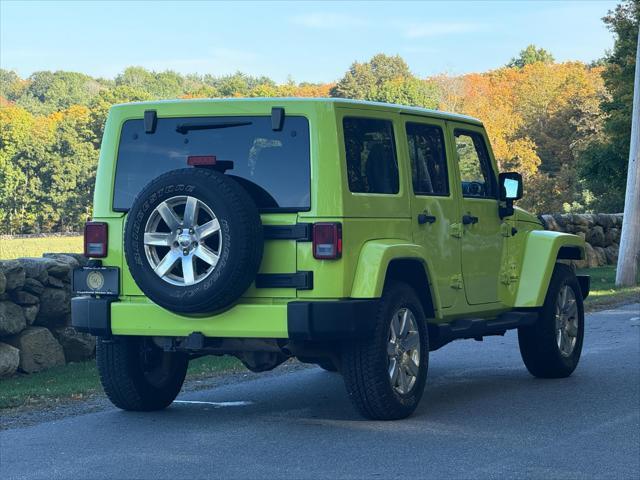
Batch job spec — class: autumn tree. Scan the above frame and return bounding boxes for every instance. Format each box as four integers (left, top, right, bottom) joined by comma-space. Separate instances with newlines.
331, 54, 441, 108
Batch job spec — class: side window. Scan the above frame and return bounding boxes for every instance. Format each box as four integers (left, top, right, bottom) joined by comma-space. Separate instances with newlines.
343, 117, 399, 194
406, 122, 449, 196
454, 130, 496, 198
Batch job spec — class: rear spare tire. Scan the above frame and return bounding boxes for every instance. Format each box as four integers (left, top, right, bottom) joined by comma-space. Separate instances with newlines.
124, 168, 263, 314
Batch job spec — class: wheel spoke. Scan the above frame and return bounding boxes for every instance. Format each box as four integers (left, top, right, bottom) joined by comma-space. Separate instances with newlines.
389, 358, 399, 385
144, 232, 171, 246
183, 196, 198, 227
566, 321, 578, 338
194, 244, 219, 267
403, 331, 419, 351
196, 219, 220, 239
182, 256, 196, 286
405, 358, 419, 376
154, 250, 180, 277
397, 366, 408, 393
157, 201, 181, 231
391, 316, 401, 341
387, 341, 397, 357
399, 310, 410, 338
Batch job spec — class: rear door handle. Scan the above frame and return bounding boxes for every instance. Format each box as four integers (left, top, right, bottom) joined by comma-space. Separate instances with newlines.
418, 213, 437, 225
462, 215, 479, 225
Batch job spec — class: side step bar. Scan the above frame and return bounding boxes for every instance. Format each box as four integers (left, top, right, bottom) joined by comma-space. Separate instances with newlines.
429, 310, 538, 351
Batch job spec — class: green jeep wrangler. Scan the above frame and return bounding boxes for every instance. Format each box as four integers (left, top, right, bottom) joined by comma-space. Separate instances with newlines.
72, 98, 589, 420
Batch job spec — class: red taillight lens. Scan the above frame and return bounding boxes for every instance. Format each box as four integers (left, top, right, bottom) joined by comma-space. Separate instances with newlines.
187, 155, 217, 166
84, 222, 108, 258
313, 222, 342, 260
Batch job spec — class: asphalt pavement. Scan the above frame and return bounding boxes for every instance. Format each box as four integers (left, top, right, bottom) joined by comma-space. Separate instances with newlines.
1, 303, 639, 479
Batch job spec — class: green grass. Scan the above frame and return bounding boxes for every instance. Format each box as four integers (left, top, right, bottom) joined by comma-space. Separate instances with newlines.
578, 266, 640, 311
0, 235, 83, 260
0, 355, 242, 410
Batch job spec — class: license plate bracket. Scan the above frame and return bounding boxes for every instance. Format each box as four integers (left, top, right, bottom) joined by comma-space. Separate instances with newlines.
72, 267, 119, 296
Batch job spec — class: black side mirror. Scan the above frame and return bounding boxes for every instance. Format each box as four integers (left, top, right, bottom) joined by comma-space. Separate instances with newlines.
498, 172, 523, 218
499, 172, 523, 201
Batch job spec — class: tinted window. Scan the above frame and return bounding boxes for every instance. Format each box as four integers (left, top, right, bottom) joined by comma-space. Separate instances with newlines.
113, 116, 310, 211
454, 130, 496, 198
406, 123, 449, 196
343, 117, 399, 194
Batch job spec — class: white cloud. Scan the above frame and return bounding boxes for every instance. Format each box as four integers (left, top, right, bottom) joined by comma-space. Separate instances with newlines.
402, 21, 487, 38
290, 13, 369, 29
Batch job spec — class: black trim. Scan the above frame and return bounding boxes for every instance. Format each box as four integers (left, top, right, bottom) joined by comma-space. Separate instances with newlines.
256, 271, 313, 290
263, 223, 312, 241
71, 296, 116, 337
429, 310, 538, 351
287, 299, 380, 341
144, 110, 157, 134
271, 107, 285, 131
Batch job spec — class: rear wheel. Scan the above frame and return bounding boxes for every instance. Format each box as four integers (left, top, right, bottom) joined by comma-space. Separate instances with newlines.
341, 282, 429, 420
97, 336, 188, 411
518, 264, 584, 378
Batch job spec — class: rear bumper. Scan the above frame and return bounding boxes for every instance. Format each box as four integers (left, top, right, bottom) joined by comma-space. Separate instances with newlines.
71, 296, 378, 341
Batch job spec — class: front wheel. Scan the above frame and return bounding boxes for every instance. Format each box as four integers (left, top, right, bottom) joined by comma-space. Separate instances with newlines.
341, 281, 429, 420
97, 336, 189, 411
518, 264, 585, 378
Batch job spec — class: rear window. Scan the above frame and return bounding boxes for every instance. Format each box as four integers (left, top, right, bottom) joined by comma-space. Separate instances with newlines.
113, 115, 310, 212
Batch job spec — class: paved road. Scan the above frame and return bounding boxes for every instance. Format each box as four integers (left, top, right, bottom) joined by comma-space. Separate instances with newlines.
2, 304, 639, 479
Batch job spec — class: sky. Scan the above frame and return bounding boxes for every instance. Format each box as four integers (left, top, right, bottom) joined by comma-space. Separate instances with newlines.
0, 0, 618, 83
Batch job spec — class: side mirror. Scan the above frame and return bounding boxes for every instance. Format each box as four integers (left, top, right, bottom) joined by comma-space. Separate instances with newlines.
498, 172, 523, 218
499, 172, 523, 201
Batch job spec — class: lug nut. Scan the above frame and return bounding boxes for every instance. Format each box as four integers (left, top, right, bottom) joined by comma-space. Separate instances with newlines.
189, 228, 194, 234
177, 228, 182, 234
183, 249, 189, 255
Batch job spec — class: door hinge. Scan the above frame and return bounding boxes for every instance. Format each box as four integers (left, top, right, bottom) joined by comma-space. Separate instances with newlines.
501, 223, 511, 237
449, 223, 464, 238
450, 274, 464, 289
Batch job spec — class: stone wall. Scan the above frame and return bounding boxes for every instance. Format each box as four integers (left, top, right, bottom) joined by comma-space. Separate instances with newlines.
0, 254, 95, 378
540, 213, 623, 268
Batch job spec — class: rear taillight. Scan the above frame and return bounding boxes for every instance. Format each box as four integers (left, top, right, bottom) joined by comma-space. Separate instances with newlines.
84, 222, 108, 258
313, 222, 342, 260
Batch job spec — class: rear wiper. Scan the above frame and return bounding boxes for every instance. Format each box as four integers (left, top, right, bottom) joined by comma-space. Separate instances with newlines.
176, 121, 252, 134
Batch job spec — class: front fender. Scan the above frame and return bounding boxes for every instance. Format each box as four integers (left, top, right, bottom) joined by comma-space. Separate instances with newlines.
514, 230, 585, 307
350, 239, 426, 298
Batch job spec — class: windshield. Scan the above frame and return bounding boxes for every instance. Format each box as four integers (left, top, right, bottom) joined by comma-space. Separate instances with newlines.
113, 115, 311, 212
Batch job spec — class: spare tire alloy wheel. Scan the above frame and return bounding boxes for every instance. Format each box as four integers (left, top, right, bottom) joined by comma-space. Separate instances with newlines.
144, 195, 222, 286
125, 168, 263, 315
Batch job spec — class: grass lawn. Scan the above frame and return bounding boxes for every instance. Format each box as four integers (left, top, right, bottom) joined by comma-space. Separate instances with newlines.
0, 355, 243, 410
578, 266, 640, 311
0, 235, 83, 260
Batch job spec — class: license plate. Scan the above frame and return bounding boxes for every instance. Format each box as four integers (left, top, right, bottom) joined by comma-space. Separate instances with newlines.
73, 267, 119, 296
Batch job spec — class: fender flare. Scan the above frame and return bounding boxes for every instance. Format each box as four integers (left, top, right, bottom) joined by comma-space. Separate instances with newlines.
514, 230, 585, 307
350, 239, 439, 306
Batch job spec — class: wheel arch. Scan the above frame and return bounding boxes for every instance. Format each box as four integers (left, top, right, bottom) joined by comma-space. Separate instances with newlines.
514, 230, 586, 308
350, 239, 437, 318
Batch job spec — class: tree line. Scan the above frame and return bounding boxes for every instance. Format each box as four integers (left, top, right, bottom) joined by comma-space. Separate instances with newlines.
0, 0, 637, 234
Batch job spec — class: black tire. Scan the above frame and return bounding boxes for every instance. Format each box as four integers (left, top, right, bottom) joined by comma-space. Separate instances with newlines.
518, 264, 584, 378
124, 168, 263, 314
341, 281, 429, 420
317, 360, 339, 372
96, 336, 189, 411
